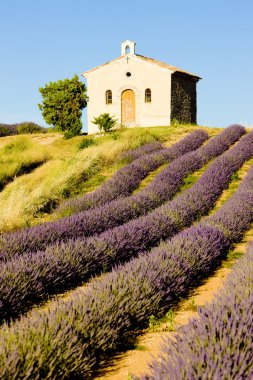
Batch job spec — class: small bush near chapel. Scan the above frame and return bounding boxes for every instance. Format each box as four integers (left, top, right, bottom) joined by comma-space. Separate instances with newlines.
79, 138, 95, 150
92, 113, 117, 133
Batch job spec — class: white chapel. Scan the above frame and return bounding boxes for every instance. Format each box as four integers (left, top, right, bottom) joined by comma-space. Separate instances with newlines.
82, 40, 201, 134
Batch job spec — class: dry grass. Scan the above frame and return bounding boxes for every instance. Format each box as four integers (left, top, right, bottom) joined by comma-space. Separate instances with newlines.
0, 125, 219, 231
0, 136, 49, 189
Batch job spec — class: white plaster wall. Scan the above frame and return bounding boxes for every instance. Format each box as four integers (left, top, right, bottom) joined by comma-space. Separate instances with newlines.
85, 55, 172, 134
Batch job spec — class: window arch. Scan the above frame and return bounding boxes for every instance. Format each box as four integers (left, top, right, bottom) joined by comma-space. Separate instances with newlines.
106, 90, 112, 104
145, 88, 151, 103
125, 45, 130, 54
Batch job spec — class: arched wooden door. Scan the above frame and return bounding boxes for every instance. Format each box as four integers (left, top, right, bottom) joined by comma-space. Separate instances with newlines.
121, 89, 136, 127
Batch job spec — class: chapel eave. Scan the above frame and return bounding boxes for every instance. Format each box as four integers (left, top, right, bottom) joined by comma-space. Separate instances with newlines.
82, 54, 201, 80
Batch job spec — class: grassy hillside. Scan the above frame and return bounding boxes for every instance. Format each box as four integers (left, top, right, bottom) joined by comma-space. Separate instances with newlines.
1, 125, 253, 380
1, 124, 253, 379
0, 125, 220, 232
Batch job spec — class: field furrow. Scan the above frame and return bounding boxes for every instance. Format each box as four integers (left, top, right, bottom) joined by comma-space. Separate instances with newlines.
136, 241, 253, 379
94, 155, 253, 380
0, 126, 242, 257
119, 141, 164, 161
57, 130, 209, 214
1, 141, 253, 379
0, 127, 188, 232
0, 128, 252, 324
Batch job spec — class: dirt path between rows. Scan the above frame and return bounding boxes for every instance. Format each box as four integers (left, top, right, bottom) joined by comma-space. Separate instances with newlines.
94, 224, 253, 380
94, 266, 231, 380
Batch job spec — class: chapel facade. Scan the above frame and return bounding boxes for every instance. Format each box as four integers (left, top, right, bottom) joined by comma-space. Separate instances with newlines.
82, 40, 201, 134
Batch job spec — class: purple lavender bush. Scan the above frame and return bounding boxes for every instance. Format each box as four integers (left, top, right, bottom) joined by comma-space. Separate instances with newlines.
1, 161, 253, 379
0, 125, 244, 257
120, 141, 164, 161
0, 122, 46, 136
136, 243, 253, 380
57, 130, 208, 214
0, 124, 18, 137
0, 128, 252, 323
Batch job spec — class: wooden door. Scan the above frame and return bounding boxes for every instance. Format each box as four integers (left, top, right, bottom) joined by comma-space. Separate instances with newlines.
121, 89, 135, 127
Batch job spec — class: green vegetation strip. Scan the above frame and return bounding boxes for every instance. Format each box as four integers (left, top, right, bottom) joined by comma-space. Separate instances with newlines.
133, 163, 168, 194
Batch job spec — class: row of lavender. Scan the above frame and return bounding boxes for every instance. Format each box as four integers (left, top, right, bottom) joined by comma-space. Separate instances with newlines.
1, 134, 253, 379
57, 131, 207, 214
0, 128, 252, 324
0, 130, 208, 257
0, 126, 243, 257
120, 141, 163, 160
137, 243, 253, 379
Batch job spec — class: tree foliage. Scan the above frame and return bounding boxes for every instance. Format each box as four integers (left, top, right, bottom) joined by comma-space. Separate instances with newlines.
38, 74, 87, 137
92, 113, 117, 133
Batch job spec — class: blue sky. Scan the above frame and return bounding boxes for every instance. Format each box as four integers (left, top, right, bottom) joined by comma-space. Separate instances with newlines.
0, 0, 252, 131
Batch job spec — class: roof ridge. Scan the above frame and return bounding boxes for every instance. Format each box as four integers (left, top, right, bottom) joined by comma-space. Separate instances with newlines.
82, 54, 201, 79
136, 54, 201, 79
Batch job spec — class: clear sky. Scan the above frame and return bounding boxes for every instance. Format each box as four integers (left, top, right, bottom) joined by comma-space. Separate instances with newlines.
0, 0, 252, 131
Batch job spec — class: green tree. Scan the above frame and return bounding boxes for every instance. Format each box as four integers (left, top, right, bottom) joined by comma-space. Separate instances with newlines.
38, 74, 87, 138
92, 113, 117, 133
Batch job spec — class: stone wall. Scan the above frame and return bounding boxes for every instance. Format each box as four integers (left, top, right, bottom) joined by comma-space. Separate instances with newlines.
170, 73, 198, 124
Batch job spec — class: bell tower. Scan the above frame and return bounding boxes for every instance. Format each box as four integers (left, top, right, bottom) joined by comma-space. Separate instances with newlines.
121, 40, 136, 56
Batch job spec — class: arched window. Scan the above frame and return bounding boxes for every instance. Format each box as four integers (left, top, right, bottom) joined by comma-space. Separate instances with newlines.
125, 45, 130, 54
106, 90, 112, 104
145, 88, 151, 103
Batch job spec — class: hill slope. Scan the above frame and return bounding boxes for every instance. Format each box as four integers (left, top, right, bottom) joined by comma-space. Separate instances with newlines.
0, 125, 220, 232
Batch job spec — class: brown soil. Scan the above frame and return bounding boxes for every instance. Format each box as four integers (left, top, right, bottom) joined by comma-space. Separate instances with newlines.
94, 266, 232, 380
29, 152, 253, 380
94, 220, 253, 380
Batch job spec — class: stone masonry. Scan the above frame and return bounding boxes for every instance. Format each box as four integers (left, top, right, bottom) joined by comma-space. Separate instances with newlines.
171, 73, 197, 124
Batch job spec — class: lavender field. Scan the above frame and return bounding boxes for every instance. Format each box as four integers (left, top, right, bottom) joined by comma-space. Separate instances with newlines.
0, 125, 252, 379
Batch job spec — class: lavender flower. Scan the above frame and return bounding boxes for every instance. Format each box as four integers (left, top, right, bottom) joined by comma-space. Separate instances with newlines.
137, 241, 253, 380
0, 142, 253, 378
57, 130, 209, 214
0, 127, 251, 323
0, 125, 244, 257
120, 141, 164, 161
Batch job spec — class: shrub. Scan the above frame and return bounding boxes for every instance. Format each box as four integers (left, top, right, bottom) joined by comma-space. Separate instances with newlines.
0, 124, 18, 137
92, 113, 117, 133
63, 130, 77, 139
171, 118, 180, 126
17, 122, 46, 134
0, 122, 46, 136
78, 138, 95, 150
